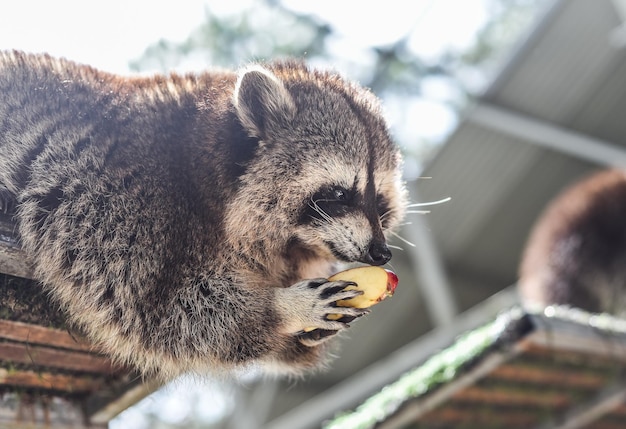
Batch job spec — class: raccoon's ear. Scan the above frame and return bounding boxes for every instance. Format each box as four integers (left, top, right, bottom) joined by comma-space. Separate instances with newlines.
233, 65, 296, 139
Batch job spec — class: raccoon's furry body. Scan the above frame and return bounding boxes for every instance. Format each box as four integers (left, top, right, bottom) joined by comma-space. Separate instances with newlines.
0, 51, 405, 378
519, 169, 626, 316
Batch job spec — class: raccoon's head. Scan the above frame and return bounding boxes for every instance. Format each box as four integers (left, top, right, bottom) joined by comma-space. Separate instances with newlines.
227, 62, 406, 270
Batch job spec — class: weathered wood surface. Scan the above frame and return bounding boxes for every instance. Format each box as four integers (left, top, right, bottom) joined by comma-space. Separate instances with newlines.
0, 320, 93, 352
0, 215, 154, 427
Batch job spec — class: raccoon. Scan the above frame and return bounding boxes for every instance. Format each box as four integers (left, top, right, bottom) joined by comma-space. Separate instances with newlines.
518, 169, 626, 316
0, 51, 406, 378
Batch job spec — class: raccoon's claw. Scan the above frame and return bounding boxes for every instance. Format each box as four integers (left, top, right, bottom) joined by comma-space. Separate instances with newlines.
297, 328, 338, 347
327, 307, 370, 323
274, 278, 364, 343
296, 307, 370, 347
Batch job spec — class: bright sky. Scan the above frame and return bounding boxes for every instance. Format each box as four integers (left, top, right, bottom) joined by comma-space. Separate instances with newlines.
0, 1, 208, 73
0, 0, 488, 73
0, 0, 494, 169
0, 0, 492, 163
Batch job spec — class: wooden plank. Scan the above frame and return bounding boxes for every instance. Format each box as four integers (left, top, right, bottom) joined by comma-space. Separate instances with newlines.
586, 422, 626, 429
419, 405, 540, 428
520, 340, 626, 366
489, 363, 608, 389
533, 382, 626, 429
0, 320, 94, 352
0, 368, 104, 393
0, 342, 119, 374
452, 385, 571, 408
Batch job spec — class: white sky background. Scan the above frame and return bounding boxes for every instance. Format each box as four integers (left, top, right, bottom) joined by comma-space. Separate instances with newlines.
0, 1, 495, 427
0, 0, 489, 72
0, 0, 492, 153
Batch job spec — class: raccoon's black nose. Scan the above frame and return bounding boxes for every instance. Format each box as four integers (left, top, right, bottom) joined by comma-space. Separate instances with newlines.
363, 242, 392, 266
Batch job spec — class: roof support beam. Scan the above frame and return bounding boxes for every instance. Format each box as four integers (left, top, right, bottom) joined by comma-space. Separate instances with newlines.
402, 187, 457, 327
469, 103, 626, 168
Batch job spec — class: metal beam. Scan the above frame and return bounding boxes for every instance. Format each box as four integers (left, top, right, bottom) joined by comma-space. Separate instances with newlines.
469, 103, 626, 167
402, 187, 457, 327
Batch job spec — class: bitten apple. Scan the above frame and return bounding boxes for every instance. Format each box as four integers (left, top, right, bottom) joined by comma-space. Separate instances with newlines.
325, 266, 398, 322
304, 267, 399, 331
329, 266, 398, 308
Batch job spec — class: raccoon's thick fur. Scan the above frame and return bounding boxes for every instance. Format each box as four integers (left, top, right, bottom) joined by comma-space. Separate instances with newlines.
518, 169, 626, 316
0, 51, 406, 378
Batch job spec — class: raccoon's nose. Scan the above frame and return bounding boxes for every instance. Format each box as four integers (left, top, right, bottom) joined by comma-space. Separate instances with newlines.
362, 241, 392, 266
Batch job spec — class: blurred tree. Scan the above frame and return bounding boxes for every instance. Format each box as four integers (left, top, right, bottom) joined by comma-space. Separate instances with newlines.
129, 2, 331, 72
130, 0, 543, 173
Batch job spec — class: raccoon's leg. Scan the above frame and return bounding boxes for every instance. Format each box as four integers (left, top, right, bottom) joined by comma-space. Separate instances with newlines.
274, 279, 369, 347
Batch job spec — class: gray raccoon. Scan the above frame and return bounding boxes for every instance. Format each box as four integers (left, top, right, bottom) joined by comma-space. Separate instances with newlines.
518, 169, 626, 316
0, 51, 406, 379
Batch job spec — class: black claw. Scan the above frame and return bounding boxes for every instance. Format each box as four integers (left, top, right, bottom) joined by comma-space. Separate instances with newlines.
307, 278, 329, 289
298, 329, 338, 342
330, 315, 357, 324
320, 285, 347, 299
329, 289, 363, 305
329, 308, 370, 320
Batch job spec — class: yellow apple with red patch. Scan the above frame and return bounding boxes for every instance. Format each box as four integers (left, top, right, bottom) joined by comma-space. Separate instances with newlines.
304, 266, 398, 331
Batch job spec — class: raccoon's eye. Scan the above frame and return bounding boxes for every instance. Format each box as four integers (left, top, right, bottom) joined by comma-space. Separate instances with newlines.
332, 187, 349, 202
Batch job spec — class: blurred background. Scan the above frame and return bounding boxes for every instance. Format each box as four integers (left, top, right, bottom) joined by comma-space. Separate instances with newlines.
5, 0, 623, 427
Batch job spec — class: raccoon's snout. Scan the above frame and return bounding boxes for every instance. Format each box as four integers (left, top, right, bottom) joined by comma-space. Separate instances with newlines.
360, 241, 392, 266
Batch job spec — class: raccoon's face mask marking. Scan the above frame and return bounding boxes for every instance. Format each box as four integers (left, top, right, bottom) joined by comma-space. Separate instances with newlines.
298, 180, 394, 266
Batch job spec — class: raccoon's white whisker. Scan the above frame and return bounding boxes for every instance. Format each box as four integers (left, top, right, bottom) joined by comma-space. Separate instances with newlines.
390, 231, 416, 247
379, 209, 393, 223
406, 197, 451, 208
308, 209, 331, 224
308, 199, 332, 223
406, 210, 431, 215
387, 244, 404, 251
311, 203, 331, 222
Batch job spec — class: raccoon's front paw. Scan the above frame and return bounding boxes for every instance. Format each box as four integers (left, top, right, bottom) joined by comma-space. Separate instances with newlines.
275, 279, 369, 347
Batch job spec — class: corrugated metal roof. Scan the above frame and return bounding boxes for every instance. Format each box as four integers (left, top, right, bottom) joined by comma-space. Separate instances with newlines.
325, 307, 626, 429
488, 0, 621, 125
